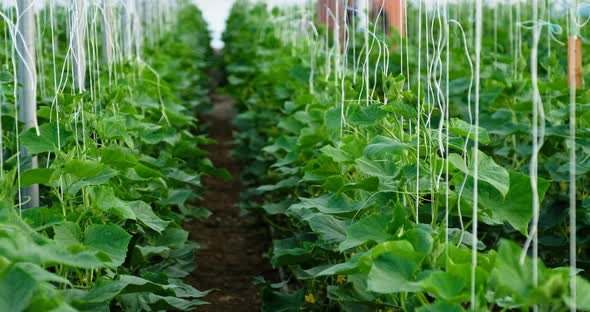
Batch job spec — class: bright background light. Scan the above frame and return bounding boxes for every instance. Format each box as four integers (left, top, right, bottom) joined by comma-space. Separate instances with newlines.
194, 0, 306, 48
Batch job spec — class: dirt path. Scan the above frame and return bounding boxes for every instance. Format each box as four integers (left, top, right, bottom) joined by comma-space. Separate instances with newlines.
184, 93, 275, 312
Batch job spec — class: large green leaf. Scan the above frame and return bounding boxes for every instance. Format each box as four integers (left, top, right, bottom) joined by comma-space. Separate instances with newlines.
449, 150, 510, 197
84, 224, 131, 268
355, 157, 398, 178
307, 214, 347, 244
90, 186, 135, 220
0, 265, 36, 312
128, 201, 170, 233
53, 222, 82, 247
20, 168, 55, 187
64, 159, 117, 195
290, 194, 368, 215
339, 215, 396, 251
419, 271, 467, 301
416, 302, 465, 312
467, 171, 550, 235
363, 135, 406, 157
348, 105, 387, 127
367, 253, 420, 293
97, 116, 134, 148
449, 118, 490, 145
20, 122, 70, 154
321, 145, 354, 163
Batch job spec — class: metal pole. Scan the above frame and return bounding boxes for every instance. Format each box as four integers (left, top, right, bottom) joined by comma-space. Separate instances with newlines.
17, 0, 39, 209
102, 0, 113, 64
72, 0, 87, 92
121, 0, 133, 60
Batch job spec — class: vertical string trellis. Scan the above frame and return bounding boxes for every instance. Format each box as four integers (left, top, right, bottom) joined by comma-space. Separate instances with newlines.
567, 0, 579, 310
0, 0, 181, 215
471, 0, 482, 308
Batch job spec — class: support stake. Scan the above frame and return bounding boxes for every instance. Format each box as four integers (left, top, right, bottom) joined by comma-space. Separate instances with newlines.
17, 0, 39, 209
72, 0, 87, 92
568, 36, 583, 89
102, 0, 113, 64
384, 0, 406, 37
317, 0, 345, 44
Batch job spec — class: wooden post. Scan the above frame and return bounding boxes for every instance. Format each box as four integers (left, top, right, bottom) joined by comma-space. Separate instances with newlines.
371, 0, 405, 37
17, 0, 39, 209
568, 37, 583, 89
317, 0, 345, 35
384, 0, 406, 37
318, 0, 346, 58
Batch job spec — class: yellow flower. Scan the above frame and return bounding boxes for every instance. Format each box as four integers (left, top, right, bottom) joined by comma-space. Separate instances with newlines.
336, 275, 347, 285
387, 309, 394, 312
304, 293, 316, 304
560, 181, 568, 191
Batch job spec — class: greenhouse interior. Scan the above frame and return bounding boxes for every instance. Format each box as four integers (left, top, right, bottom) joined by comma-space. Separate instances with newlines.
0, 0, 588, 311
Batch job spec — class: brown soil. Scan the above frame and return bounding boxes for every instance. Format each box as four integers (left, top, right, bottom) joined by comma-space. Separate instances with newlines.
184, 92, 275, 312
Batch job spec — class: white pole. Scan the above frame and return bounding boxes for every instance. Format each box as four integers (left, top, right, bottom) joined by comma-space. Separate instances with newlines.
121, 0, 133, 60
72, 0, 87, 92
17, 0, 39, 209
102, 0, 113, 64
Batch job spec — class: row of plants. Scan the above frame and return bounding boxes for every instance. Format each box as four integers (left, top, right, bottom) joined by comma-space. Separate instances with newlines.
0, 2, 214, 311
224, 1, 590, 311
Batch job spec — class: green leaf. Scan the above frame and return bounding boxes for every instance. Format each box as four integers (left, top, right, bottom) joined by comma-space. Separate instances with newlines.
119, 293, 207, 311
471, 171, 550, 235
20, 168, 55, 187
256, 177, 299, 193
364, 136, 406, 157
260, 288, 305, 312
64, 159, 109, 179
20, 122, 70, 154
84, 224, 131, 268
53, 222, 82, 247
367, 253, 420, 293
317, 255, 363, 276
355, 157, 398, 178
21, 206, 64, 231
271, 235, 315, 267
97, 116, 134, 149
320, 145, 353, 163
385, 100, 416, 119
403, 227, 434, 255
307, 214, 347, 244
290, 194, 368, 215
449, 118, 490, 145
15, 262, 72, 286
339, 215, 396, 251
419, 271, 467, 301
0, 264, 36, 312
64, 160, 117, 195
490, 240, 547, 303
348, 105, 387, 127
416, 302, 465, 312
90, 186, 136, 220
449, 150, 510, 197
128, 201, 170, 233
565, 276, 590, 310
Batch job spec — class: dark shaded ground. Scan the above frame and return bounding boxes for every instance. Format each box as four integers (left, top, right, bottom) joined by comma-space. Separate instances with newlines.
184, 91, 275, 312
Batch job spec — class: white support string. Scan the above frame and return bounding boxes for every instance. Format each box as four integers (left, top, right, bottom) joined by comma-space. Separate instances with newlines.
471, 0, 482, 308
520, 2, 543, 311
415, 0, 422, 223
